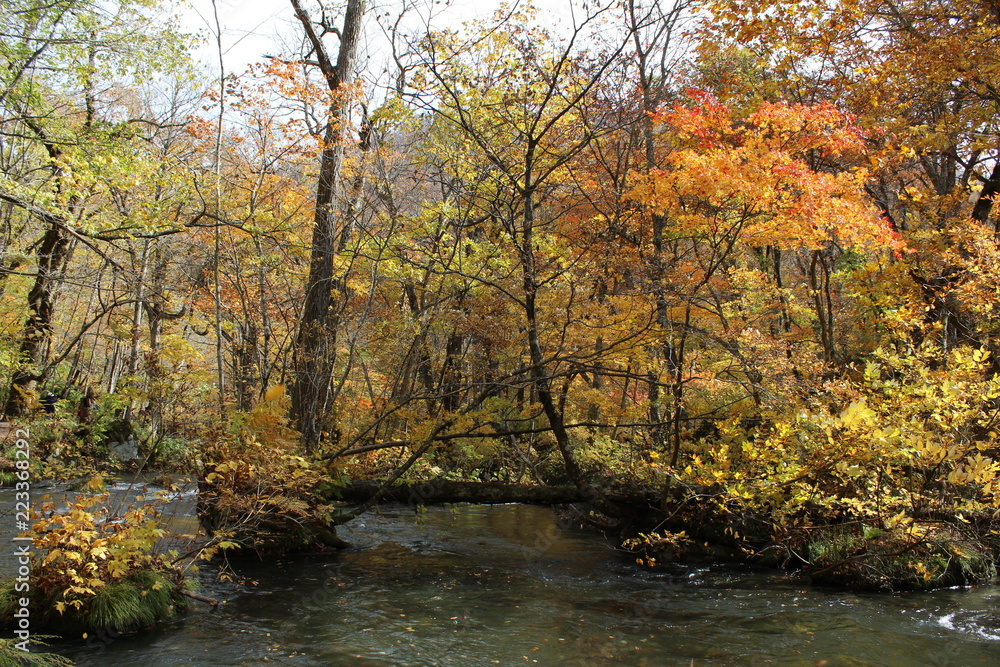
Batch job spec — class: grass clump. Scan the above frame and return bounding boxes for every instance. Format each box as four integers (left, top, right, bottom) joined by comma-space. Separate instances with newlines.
85, 571, 182, 634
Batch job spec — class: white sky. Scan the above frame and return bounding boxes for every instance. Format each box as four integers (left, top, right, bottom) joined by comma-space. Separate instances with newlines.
183, 0, 583, 77
184, 0, 294, 73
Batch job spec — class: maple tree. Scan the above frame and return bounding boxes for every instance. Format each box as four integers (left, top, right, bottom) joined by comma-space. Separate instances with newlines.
619, 91, 894, 511
704, 0, 1000, 351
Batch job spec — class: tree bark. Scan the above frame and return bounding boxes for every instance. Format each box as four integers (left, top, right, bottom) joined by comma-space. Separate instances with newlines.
4, 222, 73, 416
2, 121, 75, 416
972, 160, 1000, 230
289, 0, 366, 452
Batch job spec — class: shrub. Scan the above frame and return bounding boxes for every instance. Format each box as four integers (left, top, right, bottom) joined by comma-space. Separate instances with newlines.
197, 390, 347, 555
804, 523, 996, 590
1, 476, 188, 636
676, 344, 1000, 589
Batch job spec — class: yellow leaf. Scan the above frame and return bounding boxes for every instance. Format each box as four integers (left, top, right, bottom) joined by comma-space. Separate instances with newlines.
838, 400, 875, 428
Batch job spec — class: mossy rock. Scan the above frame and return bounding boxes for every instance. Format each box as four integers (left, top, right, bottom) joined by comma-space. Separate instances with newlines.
803, 525, 996, 591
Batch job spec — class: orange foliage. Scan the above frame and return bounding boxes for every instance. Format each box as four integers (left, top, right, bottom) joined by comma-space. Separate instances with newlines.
633, 91, 897, 253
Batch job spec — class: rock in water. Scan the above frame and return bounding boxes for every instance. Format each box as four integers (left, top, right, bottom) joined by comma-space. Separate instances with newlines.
110, 434, 139, 462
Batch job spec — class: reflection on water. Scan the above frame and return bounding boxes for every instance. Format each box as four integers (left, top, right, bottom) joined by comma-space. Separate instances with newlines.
28, 503, 1000, 666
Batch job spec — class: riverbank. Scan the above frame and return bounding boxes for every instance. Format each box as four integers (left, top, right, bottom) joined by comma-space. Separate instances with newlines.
329, 479, 1000, 592
48, 503, 1000, 666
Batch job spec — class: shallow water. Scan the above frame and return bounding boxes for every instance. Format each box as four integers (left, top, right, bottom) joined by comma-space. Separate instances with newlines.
18, 502, 999, 666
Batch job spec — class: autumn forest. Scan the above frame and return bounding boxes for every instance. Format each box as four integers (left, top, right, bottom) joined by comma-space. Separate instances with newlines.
4, 0, 1000, 620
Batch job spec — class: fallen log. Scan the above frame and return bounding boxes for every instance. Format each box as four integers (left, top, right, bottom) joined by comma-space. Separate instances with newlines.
328, 479, 661, 509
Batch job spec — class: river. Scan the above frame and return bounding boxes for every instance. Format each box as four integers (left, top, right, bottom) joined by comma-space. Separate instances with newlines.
18, 498, 996, 666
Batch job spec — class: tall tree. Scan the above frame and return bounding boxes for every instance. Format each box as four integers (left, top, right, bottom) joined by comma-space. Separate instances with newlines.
624, 0, 694, 466
705, 0, 1000, 351
289, 0, 367, 452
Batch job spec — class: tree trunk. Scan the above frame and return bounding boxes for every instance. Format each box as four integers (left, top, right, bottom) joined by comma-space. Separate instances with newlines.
808, 250, 836, 363
4, 222, 73, 416
289, 0, 366, 452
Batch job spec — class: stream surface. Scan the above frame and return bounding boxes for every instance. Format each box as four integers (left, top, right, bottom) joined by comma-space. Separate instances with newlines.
7, 487, 1000, 666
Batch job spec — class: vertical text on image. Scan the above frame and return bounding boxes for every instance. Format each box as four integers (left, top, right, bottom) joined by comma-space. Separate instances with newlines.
11, 428, 31, 652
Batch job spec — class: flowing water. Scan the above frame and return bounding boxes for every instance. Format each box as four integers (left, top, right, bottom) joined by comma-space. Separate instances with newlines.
3, 478, 1000, 666
9, 497, 992, 666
